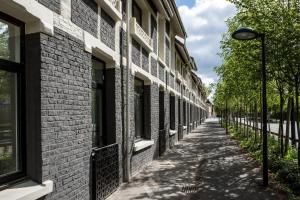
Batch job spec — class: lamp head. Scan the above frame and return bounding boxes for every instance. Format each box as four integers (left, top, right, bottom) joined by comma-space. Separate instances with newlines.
232, 27, 259, 40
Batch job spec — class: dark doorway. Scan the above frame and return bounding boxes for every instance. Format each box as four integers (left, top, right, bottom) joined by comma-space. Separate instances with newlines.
159, 90, 166, 156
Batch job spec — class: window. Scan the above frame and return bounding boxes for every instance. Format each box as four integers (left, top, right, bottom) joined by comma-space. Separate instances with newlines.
165, 20, 170, 36
169, 95, 175, 130
132, 1, 142, 26
183, 101, 186, 126
0, 12, 25, 185
91, 58, 106, 148
134, 78, 144, 140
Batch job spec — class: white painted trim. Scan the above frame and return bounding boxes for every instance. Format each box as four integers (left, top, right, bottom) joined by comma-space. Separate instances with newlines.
0, 180, 53, 200
130, 17, 153, 52
1, 0, 54, 35
84, 31, 117, 64
96, 0, 122, 21
134, 140, 154, 152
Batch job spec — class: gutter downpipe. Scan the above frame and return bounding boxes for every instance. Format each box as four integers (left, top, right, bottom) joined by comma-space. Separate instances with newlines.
125, 0, 131, 182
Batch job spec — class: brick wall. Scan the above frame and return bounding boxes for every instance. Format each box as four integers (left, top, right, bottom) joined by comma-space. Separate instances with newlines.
101, 10, 115, 50
158, 63, 164, 82
71, 0, 98, 37
132, 39, 141, 67
40, 27, 92, 200
142, 48, 149, 72
151, 57, 157, 77
36, 0, 60, 14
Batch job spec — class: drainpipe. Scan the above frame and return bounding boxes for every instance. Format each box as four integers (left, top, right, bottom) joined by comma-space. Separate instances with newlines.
124, 0, 131, 182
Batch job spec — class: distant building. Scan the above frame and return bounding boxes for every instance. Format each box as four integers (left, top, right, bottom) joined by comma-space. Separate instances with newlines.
206, 99, 215, 118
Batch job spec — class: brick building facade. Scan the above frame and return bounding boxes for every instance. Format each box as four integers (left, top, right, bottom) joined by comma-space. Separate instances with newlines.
0, 0, 207, 199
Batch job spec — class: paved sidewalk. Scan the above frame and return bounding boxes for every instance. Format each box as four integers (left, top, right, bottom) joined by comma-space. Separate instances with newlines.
107, 118, 285, 200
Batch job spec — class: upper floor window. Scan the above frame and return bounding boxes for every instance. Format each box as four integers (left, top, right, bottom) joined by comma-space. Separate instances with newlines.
165, 20, 170, 36
0, 12, 25, 185
132, 1, 142, 26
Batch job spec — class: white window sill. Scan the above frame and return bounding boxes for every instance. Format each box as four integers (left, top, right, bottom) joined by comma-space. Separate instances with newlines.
134, 140, 154, 152
169, 130, 177, 136
0, 180, 53, 200
183, 126, 187, 130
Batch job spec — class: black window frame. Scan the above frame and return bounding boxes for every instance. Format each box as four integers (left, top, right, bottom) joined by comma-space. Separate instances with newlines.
134, 77, 145, 141
91, 57, 107, 148
169, 94, 175, 130
0, 11, 26, 186
132, 0, 142, 26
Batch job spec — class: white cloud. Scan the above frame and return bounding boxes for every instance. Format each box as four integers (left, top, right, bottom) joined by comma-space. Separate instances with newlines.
178, 0, 236, 80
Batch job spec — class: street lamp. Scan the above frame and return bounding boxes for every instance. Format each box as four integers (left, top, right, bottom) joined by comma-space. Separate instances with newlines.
232, 27, 268, 186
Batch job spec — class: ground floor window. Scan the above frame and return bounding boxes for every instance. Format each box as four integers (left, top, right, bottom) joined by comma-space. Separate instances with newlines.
92, 58, 106, 148
134, 78, 144, 140
169, 95, 175, 130
183, 101, 186, 126
0, 12, 25, 185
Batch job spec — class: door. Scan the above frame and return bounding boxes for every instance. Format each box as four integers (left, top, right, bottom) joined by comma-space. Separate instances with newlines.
91, 58, 119, 200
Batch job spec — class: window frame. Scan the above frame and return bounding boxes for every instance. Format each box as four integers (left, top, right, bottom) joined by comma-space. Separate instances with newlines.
0, 11, 26, 186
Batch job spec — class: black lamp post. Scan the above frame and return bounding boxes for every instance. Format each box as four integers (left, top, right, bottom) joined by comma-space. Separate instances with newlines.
232, 27, 268, 186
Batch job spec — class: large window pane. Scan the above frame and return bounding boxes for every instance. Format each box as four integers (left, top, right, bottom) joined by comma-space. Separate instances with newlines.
92, 59, 105, 148
0, 70, 19, 176
134, 78, 144, 139
0, 18, 21, 63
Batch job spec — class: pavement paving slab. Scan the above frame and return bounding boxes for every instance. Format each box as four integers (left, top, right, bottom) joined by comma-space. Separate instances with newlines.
107, 118, 286, 200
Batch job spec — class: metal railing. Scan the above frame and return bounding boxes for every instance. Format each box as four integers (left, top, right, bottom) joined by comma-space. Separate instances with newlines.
92, 143, 119, 200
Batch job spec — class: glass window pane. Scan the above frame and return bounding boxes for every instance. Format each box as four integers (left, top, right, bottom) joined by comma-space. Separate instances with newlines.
0, 19, 21, 63
0, 70, 19, 176
92, 59, 105, 148
134, 78, 144, 139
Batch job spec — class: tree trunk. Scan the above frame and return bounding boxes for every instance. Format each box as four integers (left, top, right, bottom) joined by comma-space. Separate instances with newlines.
226, 99, 228, 134
291, 97, 296, 147
255, 101, 258, 142
285, 97, 291, 155
279, 91, 284, 158
295, 83, 300, 167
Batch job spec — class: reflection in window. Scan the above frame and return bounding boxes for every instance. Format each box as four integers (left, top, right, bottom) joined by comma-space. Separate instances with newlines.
92, 59, 105, 148
0, 18, 20, 63
0, 70, 19, 176
134, 78, 144, 140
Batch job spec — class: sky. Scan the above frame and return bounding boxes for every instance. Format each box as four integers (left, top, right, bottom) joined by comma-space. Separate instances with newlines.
175, 0, 236, 87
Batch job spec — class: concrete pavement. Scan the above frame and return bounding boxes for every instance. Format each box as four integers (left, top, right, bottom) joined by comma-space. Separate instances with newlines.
107, 118, 285, 200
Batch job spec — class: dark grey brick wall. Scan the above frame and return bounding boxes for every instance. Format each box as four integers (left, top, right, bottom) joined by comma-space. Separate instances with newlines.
132, 39, 141, 66
170, 74, 175, 89
151, 57, 157, 77
142, 48, 149, 72
36, 0, 60, 14
71, 0, 98, 37
158, 63, 164, 82
40, 28, 92, 200
176, 80, 180, 93
101, 10, 115, 50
